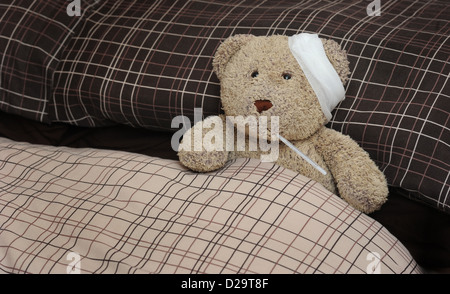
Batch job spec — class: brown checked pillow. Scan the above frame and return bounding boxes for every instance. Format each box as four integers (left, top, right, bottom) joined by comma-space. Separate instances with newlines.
0, 0, 98, 123
328, 2, 449, 214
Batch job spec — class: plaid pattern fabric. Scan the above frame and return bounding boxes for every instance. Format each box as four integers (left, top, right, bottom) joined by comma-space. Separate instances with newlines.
0, 137, 422, 274
49, 0, 449, 214
0, 0, 98, 123
328, 1, 450, 214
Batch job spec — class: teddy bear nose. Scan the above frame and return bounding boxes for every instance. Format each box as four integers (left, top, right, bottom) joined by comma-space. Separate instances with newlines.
254, 100, 273, 113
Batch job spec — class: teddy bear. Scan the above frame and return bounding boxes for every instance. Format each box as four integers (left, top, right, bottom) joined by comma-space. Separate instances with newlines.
177, 33, 388, 214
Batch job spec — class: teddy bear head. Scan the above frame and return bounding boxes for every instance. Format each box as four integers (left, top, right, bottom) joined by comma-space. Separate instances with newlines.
212, 34, 350, 141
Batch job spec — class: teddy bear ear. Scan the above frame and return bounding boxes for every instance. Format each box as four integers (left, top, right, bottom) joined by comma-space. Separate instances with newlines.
213, 34, 255, 80
321, 39, 351, 85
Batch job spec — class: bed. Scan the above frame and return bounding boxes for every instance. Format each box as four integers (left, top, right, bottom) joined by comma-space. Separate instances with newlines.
0, 0, 448, 274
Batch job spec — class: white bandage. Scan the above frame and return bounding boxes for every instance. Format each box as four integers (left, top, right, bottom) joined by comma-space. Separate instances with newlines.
288, 33, 345, 122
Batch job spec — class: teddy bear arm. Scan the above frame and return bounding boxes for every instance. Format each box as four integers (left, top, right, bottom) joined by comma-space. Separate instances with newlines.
178, 115, 232, 172
313, 128, 388, 213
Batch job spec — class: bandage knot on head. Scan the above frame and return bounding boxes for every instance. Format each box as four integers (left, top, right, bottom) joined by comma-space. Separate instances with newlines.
288, 33, 345, 122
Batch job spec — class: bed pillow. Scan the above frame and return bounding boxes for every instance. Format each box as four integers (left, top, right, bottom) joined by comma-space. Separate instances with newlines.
0, 0, 98, 123
0, 137, 423, 274
50, 0, 449, 214
328, 2, 449, 213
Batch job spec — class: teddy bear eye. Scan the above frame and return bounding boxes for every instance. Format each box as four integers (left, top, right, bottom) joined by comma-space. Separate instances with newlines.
282, 73, 292, 80
251, 71, 259, 78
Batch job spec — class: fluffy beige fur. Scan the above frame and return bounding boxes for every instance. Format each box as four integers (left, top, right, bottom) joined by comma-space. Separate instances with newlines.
178, 34, 388, 214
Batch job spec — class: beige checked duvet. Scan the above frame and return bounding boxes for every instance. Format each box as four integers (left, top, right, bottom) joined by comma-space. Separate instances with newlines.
0, 137, 422, 274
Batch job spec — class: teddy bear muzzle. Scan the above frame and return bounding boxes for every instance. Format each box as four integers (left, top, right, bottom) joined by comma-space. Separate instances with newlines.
254, 100, 273, 113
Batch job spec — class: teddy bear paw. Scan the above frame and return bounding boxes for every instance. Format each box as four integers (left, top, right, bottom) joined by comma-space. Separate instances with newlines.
178, 149, 229, 172
337, 171, 389, 214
